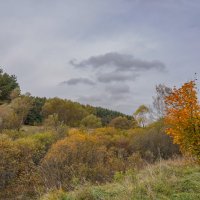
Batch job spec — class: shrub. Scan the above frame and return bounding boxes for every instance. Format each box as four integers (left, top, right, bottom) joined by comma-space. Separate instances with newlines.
109, 116, 136, 130
0, 135, 40, 199
40, 131, 116, 190
81, 114, 102, 129
128, 121, 180, 161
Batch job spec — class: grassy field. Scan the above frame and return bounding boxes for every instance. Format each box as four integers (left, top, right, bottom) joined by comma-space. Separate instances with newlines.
40, 158, 200, 200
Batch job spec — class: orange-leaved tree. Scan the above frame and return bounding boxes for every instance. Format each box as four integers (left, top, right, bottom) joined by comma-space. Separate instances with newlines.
164, 80, 200, 160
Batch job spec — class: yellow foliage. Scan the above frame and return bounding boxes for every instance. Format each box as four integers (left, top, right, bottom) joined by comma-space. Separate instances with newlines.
164, 81, 200, 160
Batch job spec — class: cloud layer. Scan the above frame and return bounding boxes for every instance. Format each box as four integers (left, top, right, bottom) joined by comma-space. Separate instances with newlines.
0, 0, 200, 114
65, 52, 166, 112
70, 52, 166, 72
68, 52, 166, 85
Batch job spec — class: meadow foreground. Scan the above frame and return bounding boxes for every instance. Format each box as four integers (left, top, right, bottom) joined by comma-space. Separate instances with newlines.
41, 158, 200, 200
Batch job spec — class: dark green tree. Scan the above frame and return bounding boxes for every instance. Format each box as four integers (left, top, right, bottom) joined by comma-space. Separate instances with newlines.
0, 68, 19, 102
25, 97, 46, 125
95, 107, 132, 126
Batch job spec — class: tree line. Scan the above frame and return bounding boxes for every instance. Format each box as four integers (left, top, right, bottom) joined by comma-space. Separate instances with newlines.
0, 68, 135, 130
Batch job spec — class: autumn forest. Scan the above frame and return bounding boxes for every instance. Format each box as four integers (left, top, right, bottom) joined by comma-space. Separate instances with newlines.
0, 68, 199, 200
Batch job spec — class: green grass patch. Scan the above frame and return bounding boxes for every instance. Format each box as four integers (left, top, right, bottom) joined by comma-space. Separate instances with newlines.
40, 158, 200, 200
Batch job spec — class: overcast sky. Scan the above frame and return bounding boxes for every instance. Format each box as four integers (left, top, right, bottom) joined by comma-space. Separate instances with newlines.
0, 0, 200, 114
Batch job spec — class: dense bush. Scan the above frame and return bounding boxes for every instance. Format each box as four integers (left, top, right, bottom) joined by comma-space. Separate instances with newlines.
0, 134, 39, 199
0, 130, 62, 199
0, 120, 180, 199
81, 114, 102, 128
40, 130, 117, 190
42, 98, 89, 127
127, 121, 180, 161
109, 116, 136, 129
40, 124, 180, 191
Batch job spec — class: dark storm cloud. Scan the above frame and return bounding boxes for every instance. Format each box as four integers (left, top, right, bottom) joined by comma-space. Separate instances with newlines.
70, 52, 166, 72
60, 78, 95, 86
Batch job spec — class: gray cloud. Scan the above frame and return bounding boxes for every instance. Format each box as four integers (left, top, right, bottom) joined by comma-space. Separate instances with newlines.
78, 84, 130, 107
60, 78, 95, 86
105, 84, 130, 94
97, 72, 138, 83
70, 52, 166, 85
70, 52, 166, 72
78, 92, 128, 108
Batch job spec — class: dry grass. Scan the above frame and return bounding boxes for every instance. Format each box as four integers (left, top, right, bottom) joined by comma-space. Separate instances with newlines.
40, 157, 200, 200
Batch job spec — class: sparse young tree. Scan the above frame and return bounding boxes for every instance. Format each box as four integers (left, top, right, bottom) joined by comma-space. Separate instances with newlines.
134, 105, 150, 127
10, 94, 33, 130
10, 87, 21, 100
0, 105, 19, 131
0, 93, 33, 131
44, 113, 61, 130
153, 84, 172, 119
